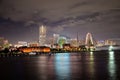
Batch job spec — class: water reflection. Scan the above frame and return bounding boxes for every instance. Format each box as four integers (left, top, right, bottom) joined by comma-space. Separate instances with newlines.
55, 53, 70, 80
108, 51, 116, 80
1, 52, 120, 80
37, 56, 48, 80
88, 51, 95, 79
89, 51, 94, 73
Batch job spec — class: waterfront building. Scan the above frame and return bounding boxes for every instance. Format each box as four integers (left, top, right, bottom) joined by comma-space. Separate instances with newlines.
18, 41, 28, 46
53, 34, 59, 44
105, 39, 119, 45
96, 40, 105, 46
79, 40, 85, 45
0, 37, 4, 48
70, 38, 78, 47
0, 37, 10, 49
28, 42, 39, 47
63, 44, 71, 49
39, 25, 47, 46
14, 41, 28, 47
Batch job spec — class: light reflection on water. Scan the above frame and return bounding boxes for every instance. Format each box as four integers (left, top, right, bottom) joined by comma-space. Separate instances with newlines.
37, 56, 47, 80
55, 53, 70, 80
0, 51, 120, 80
89, 52, 95, 78
108, 51, 116, 80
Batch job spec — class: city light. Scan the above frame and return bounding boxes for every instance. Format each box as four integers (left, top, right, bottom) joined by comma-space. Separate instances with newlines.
109, 45, 113, 51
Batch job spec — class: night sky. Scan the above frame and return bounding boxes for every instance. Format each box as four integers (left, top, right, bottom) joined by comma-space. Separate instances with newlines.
0, 0, 120, 44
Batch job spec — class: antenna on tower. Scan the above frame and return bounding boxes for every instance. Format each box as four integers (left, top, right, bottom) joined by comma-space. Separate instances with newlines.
77, 32, 79, 47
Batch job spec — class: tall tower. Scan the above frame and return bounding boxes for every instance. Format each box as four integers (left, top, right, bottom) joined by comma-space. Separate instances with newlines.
39, 25, 46, 46
85, 32, 94, 47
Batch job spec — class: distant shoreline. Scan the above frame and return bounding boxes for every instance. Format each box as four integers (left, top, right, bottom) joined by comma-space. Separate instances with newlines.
0, 50, 120, 57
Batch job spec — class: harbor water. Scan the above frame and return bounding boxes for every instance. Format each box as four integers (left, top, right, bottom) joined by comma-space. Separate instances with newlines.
0, 51, 120, 80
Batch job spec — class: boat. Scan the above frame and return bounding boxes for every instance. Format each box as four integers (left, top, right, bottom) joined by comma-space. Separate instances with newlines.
28, 52, 36, 55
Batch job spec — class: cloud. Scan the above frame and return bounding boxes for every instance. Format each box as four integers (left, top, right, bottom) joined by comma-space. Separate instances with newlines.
0, 0, 120, 42
0, 0, 120, 23
70, 1, 91, 9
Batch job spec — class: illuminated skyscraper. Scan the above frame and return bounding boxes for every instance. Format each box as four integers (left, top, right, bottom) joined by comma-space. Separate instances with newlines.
39, 25, 46, 46
53, 34, 59, 44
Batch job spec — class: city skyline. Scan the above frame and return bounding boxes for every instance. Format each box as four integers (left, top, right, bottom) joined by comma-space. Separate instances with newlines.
0, 0, 120, 44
